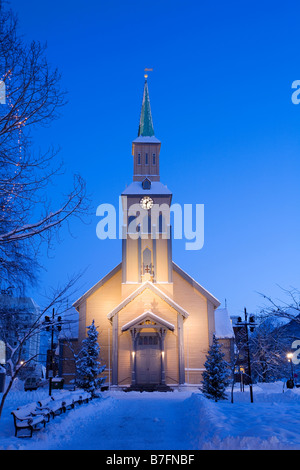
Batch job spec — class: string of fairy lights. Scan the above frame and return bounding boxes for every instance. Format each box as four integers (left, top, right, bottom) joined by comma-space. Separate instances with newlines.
0, 67, 26, 221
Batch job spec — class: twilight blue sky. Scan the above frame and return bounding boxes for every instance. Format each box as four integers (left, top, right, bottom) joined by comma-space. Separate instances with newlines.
11, 0, 300, 315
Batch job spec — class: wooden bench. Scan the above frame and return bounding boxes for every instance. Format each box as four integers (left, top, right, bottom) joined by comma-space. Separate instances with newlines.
37, 396, 65, 418
11, 408, 46, 438
71, 390, 92, 405
60, 393, 75, 411
12, 390, 94, 437
18, 402, 52, 423
37, 393, 78, 417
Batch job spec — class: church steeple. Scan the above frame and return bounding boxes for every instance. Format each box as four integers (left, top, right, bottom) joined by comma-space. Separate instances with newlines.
138, 76, 155, 137
132, 76, 161, 182
122, 76, 173, 286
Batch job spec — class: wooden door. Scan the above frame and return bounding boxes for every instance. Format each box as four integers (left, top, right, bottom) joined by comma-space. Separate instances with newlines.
136, 334, 161, 384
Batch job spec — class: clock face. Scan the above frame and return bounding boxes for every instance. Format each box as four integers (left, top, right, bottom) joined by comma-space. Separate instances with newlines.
140, 196, 153, 210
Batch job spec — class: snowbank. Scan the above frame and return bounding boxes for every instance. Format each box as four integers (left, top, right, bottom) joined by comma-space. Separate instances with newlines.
0, 382, 300, 450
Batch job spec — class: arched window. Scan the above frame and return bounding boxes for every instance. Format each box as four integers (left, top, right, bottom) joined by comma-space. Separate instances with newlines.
158, 214, 168, 233
143, 248, 152, 274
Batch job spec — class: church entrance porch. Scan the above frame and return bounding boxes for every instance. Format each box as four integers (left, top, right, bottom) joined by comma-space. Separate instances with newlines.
130, 326, 168, 388
136, 333, 161, 385
121, 310, 175, 390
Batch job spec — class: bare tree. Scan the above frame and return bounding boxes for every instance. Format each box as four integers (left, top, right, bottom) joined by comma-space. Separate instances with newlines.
250, 316, 288, 382
0, 1, 88, 291
259, 287, 300, 325
0, 273, 82, 419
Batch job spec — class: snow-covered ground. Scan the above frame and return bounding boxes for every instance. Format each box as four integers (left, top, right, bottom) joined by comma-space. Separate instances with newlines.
1, 382, 300, 450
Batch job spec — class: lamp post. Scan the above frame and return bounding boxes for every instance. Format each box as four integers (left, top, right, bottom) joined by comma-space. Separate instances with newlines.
237, 308, 256, 403
287, 352, 294, 387
44, 309, 62, 396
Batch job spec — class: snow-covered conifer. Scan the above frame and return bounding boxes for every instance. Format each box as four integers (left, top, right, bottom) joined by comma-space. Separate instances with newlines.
75, 320, 106, 396
201, 334, 230, 401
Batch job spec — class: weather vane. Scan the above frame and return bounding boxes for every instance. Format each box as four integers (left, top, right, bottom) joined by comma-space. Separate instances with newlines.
144, 67, 153, 79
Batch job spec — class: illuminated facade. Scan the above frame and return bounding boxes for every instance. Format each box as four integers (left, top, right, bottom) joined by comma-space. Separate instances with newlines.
73, 77, 234, 389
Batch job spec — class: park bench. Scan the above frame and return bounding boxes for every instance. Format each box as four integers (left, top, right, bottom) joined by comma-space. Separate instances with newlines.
82, 391, 92, 402
17, 402, 52, 422
71, 390, 92, 405
12, 390, 94, 437
11, 407, 46, 438
60, 393, 76, 411
37, 392, 79, 417
37, 395, 65, 418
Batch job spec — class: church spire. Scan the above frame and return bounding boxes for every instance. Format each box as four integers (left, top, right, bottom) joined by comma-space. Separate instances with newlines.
138, 75, 155, 137
131, 75, 161, 182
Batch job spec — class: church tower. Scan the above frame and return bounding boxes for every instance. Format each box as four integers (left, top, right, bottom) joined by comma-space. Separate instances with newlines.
121, 76, 173, 290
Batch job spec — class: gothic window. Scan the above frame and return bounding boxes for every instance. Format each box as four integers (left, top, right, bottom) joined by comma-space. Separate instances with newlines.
137, 153, 141, 165
142, 248, 152, 274
145, 153, 148, 165
152, 153, 156, 165
159, 214, 167, 233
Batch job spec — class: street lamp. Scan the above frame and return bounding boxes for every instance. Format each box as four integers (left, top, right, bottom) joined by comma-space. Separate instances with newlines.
236, 308, 256, 403
287, 352, 294, 387
44, 309, 62, 396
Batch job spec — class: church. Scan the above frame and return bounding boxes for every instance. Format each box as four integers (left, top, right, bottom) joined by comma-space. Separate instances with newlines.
72, 76, 234, 390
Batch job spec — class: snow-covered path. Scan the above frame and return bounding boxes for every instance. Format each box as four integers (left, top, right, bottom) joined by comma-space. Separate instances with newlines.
11, 391, 198, 450
1, 383, 300, 450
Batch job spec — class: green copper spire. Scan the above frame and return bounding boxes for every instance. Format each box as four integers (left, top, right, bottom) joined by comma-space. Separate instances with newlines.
138, 76, 155, 137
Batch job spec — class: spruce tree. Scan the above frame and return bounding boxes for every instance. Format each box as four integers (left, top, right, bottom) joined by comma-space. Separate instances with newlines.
201, 334, 230, 402
75, 320, 106, 396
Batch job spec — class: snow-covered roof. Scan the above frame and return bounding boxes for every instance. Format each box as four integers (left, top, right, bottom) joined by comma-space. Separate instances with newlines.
132, 136, 161, 144
214, 308, 235, 339
73, 262, 221, 311
121, 311, 175, 332
122, 181, 172, 196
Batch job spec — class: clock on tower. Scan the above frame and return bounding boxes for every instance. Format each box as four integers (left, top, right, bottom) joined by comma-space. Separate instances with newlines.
140, 196, 153, 210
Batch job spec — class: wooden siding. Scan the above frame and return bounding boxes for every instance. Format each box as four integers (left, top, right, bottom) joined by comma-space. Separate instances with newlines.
155, 238, 169, 283
172, 269, 212, 384
126, 237, 139, 282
